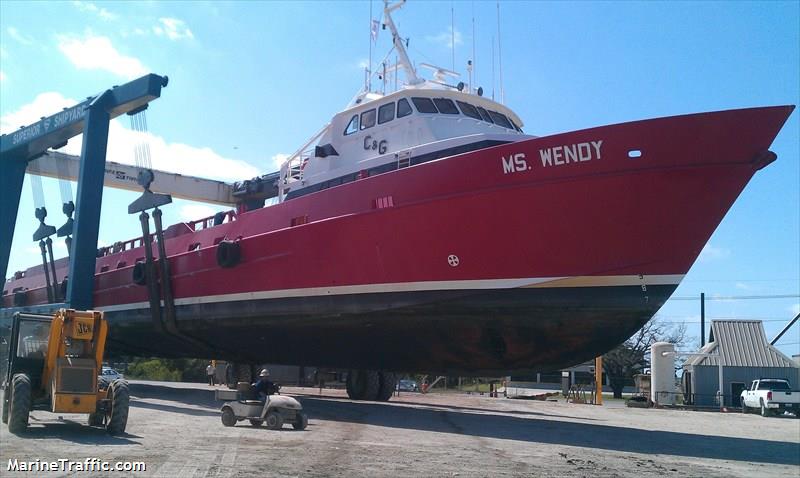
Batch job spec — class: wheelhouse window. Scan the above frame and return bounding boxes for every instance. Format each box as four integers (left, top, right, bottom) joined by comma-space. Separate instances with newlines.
360, 109, 377, 130
378, 102, 395, 124
344, 115, 359, 135
456, 101, 481, 120
433, 98, 459, 114
412, 97, 438, 114
476, 106, 494, 123
397, 98, 412, 118
488, 110, 514, 129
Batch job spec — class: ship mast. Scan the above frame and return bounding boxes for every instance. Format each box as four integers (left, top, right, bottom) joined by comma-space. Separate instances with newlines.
384, 0, 423, 86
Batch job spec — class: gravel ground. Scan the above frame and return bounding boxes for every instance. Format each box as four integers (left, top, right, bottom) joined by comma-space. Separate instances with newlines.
1, 380, 798, 477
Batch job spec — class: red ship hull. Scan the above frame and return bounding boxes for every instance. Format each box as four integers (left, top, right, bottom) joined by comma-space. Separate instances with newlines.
2, 106, 794, 374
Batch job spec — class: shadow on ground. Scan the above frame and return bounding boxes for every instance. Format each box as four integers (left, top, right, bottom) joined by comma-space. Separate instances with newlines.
128, 383, 799, 466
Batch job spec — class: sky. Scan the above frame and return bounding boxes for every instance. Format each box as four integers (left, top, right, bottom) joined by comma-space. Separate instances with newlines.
1, 1, 798, 358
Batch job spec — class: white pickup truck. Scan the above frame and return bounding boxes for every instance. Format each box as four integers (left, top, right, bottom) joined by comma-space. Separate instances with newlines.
740, 379, 799, 417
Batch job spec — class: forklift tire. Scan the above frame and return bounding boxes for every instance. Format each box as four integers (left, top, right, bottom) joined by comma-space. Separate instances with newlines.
377, 372, 397, 402
2, 396, 8, 424
292, 412, 308, 430
8, 374, 31, 434
106, 380, 130, 435
249, 419, 263, 427
88, 412, 104, 427
221, 407, 236, 427
265, 410, 283, 430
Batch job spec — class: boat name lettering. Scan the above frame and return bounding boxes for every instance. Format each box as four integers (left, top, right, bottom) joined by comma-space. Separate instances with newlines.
539, 140, 603, 167
502, 153, 529, 174
363, 135, 388, 154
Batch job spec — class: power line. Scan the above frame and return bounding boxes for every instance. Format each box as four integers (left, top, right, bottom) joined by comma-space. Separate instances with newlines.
670, 294, 800, 301
775, 342, 799, 346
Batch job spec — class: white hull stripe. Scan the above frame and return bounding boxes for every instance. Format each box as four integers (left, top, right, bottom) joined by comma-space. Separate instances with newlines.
98, 274, 684, 313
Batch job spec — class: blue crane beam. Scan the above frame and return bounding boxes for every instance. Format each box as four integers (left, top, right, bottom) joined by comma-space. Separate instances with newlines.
0, 73, 168, 309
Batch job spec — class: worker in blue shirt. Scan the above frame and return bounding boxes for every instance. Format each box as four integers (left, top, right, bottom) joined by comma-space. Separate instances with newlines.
252, 368, 278, 399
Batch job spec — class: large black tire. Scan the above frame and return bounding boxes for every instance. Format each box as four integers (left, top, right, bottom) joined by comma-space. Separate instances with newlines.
106, 380, 130, 435
265, 410, 283, 430
346, 370, 364, 400
221, 408, 236, 427
2, 395, 9, 424
362, 371, 380, 401
293, 412, 308, 430
377, 372, 397, 402
88, 411, 104, 427
8, 374, 31, 434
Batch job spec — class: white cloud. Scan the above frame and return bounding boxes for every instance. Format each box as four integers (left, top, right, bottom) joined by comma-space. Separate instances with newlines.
0, 71, 6, 82
71, 1, 117, 21
426, 26, 463, 49
270, 153, 289, 172
790, 303, 800, 317
179, 204, 222, 222
153, 18, 194, 41
698, 243, 730, 262
735, 282, 753, 291
1, 92, 261, 183
7, 27, 34, 45
57, 33, 148, 79
0, 92, 77, 134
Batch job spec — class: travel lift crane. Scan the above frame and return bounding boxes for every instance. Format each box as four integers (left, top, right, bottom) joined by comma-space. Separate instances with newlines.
1, 74, 169, 310
0, 73, 169, 434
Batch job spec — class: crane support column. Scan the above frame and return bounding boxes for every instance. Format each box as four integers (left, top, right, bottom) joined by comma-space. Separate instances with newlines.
66, 92, 112, 310
0, 160, 27, 283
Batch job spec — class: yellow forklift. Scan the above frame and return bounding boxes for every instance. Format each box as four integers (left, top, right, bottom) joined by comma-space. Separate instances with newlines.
1, 309, 129, 435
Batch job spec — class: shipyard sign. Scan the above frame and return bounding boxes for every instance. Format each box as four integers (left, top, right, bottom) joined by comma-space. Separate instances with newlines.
502, 140, 604, 174
9, 103, 87, 145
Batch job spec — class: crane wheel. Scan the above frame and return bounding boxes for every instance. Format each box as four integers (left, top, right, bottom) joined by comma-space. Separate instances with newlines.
363, 371, 380, 401
106, 380, 130, 435
377, 372, 397, 401
8, 374, 31, 434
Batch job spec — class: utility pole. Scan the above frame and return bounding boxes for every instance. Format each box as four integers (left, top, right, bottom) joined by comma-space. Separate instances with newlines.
700, 292, 705, 347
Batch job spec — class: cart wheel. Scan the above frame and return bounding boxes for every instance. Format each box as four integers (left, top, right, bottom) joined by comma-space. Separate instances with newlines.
106, 380, 130, 435
293, 412, 308, 430
265, 410, 283, 430
249, 419, 263, 427
221, 408, 236, 427
8, 374, 31, 434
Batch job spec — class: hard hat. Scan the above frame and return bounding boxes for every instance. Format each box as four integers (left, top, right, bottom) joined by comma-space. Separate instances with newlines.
259, 369, 270, 377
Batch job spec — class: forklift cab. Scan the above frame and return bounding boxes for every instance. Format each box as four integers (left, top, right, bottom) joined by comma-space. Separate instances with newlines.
3, 313, 52, 395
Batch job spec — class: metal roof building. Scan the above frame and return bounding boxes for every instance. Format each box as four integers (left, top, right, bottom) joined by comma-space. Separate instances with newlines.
682, 320, 799, 407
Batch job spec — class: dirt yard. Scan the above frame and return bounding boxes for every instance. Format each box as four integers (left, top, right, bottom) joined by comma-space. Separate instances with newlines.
1, 381, 798, 477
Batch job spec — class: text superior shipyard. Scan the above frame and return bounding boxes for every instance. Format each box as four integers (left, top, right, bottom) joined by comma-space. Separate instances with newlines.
2, 1, 794, 395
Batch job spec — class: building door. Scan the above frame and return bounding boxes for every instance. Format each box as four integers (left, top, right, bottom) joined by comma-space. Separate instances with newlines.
730, 382, 746, 407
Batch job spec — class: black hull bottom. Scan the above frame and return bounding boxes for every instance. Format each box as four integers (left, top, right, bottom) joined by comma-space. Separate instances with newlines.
96, 284, 676, 375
